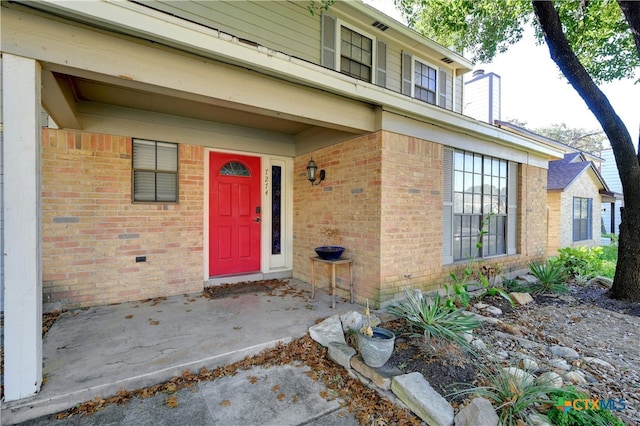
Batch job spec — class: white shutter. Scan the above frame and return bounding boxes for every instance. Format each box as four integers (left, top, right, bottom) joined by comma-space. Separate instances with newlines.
321, 13, 336, 70
401, 51, 412, 96
507, 161, 518, 255
442, 148, 454, 264
376, 40, 387, 88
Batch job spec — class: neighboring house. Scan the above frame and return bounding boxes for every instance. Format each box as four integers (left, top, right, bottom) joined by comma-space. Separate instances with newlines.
546, 152, 613, 256
599, 148, 623, 237
495, 122, 616, 257
1, 1, 564, 401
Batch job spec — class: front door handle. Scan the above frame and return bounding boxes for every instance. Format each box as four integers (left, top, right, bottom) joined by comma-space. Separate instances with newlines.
254, 218, 261, 223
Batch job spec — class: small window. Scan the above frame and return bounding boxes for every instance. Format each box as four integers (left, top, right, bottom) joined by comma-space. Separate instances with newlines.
340, 26, 373, 82
132, 139, 178, 202
573, 197, 592, 241
220, 161, 250, 176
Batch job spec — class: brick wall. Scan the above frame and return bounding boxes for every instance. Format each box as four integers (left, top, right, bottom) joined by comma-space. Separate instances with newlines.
519, 163, 548, 261
41, 129, 204, 310
293, 132, 383, 304
378, 133, 445, 303
294, 132, 550, 308
547, 191, 562, 257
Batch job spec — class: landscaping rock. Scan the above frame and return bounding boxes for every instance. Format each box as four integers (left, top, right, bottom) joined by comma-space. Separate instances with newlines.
309, 315, 346, 347
339, 311, 364, 333
454, 397, 499, 426
471, 312, 503, 325
536, 371, 563, 388
518, 274, 539, 284
519, 357, 539, 371
503, 367, 534, 388
471, 339, 487, 352
509, 292, 534, 306
528, 412, 553, 426
327, 342, 356, 369
550, 345, 579, 360
564, 370, 587, 385
548, 358, 571, 371
392, 372, 454, 426
485, 306, 503, 316
351, 355, 402, 390
586, 276, 613, 289
582, 357, 614, 369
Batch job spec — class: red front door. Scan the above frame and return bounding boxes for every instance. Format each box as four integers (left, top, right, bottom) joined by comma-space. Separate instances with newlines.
209, 152, 261, 276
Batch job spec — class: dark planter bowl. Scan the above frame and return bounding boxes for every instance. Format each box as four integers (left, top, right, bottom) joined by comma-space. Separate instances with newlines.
315, 246, 345, 260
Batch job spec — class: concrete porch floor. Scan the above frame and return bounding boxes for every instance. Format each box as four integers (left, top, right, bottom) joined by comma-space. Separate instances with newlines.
3, 279, 358, 424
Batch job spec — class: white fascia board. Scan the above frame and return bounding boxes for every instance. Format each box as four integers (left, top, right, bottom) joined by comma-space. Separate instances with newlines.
26, 1, 559, 159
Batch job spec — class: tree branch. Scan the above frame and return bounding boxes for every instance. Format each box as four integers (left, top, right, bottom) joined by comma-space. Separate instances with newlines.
617, 1, 640, 57
531, 1, 640, 199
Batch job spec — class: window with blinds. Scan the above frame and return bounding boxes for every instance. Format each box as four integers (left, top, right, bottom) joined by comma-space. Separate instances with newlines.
442, 148, 518, 264
132, 139, 178, 202
573, 197, 592, 241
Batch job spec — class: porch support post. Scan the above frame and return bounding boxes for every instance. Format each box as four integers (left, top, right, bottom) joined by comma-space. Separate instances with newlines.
2, 54, 43, 401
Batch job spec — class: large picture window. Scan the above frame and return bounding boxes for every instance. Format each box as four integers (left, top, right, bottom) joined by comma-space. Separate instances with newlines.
442, 149, 517, 264
573, 197, 592, 241
132, 139, 178, 202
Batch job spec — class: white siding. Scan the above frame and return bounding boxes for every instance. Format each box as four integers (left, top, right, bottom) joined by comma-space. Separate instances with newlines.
143, 1, 461, 109
463, 72, 500, 124
149, 1, 321, 63
600, 148, 623, 235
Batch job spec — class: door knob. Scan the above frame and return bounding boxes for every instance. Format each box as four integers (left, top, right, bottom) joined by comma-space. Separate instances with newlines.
254, 218, 261, 223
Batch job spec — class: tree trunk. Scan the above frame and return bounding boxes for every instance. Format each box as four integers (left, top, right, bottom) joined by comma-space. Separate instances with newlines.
532, 1, 640, 301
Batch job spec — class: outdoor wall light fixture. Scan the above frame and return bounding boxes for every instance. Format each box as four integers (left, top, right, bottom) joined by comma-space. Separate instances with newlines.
306, 158, 325, 186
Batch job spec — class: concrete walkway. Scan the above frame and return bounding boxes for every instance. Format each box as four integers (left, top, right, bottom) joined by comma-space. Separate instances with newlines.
3, 279, 360, 425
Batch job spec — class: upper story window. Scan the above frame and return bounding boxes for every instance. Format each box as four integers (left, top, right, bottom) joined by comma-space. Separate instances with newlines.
402, 53, 450, 108
132, 139, 178, 202
573, 197, 592, 241
340, 26, 373, 82
414, 60, 437, 105
321, 14, 386, 87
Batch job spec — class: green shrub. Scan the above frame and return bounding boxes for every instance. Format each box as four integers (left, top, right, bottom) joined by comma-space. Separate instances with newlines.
502, 277, 531, 293
450, 362, 559, 426
547, 387, 625, 426
528, 261, 568, 294
386, 289, 480, 349
555, 246, 603, 277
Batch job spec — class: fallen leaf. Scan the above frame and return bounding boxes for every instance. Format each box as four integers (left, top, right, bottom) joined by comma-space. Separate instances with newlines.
220, 399, 231, 407
277, 393, 285, 401
271, 385, 280, 393
125, 314, 134, 319
248, 376, 259, 384
165, 396, 179, 408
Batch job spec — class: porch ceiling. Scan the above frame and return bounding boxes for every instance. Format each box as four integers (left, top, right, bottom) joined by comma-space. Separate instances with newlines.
46, 72, 314, 136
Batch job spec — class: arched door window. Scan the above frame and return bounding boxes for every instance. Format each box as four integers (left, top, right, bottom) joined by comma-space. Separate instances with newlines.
220, 161, 250, 176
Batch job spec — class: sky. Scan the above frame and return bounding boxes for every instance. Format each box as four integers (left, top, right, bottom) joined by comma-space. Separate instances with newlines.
364, 0, 639, 144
